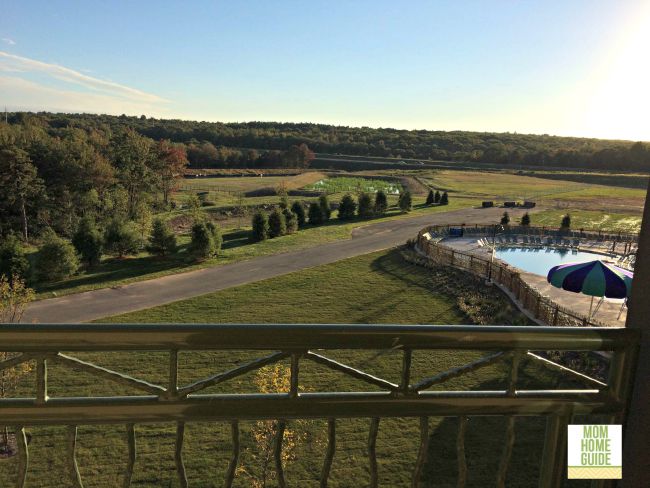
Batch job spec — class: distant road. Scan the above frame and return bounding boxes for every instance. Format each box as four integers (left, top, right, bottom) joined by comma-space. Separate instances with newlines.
23, 207, 531, 323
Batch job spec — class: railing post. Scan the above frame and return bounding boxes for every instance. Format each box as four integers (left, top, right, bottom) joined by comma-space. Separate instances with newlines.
538, 415, 569, 488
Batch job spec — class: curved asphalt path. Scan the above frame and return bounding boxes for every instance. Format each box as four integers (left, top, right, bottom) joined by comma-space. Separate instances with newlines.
23, 207, 530, 323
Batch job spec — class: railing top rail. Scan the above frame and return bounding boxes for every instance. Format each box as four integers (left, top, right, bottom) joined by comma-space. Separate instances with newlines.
423, 224, 640, 240
0, 323, 638, 351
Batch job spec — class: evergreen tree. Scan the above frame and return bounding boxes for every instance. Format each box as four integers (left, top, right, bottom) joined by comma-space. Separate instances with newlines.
35, 232, 79, 282
425, 190, 435, 205
148, 218, 177, 256
561, 214, 571, 229
500, 212, 510, 225
434, 190, 441, 203
283, 209, 298, 234
279, 195, 289, 210
268, 208, 287, 238
251, 211, 269, 241
188, 222, 215, 259
104, 218, 141, 257
374, 190, 388, 215
338, 194, 357, 220
521, 213, 531, 226
72, 217, 103, 266
291, 202, 306, 228
206, 222, 223, 254
357, 192, 374, 219
440, 191, 449, 205
319, 194, 332, 221
398, 191, 412, 212
0, 234, 29, 280
308, 202, 324, 225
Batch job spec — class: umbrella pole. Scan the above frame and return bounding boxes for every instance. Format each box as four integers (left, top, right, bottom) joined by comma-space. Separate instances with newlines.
617, 298, 628, 321
588, 296, 594, 318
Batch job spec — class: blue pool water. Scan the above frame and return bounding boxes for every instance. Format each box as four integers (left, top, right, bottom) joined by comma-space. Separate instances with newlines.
495, 247, 606, 277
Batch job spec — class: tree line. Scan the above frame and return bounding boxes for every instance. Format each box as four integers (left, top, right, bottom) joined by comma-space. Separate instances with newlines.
4, 112, 649, 171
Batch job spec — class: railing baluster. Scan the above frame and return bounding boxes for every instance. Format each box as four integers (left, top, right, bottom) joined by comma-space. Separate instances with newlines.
36, 357, 47, 404
15, 426, 28, 488
175, 421, 188, 488
538, 415, 569, 488
401, 348, 412, 394
274, 420, 287, 488
507, 352, 521, 397
412, 416, 429, 488
368, 418, 380, 488
290, 352, 300, 398
320, 418, 336, 488
168, 349, 179, 399
496, 416, 516, 488
123, 424, 136, 488
224, 421, 239, 488
67, 426, 83, 488
456, 417, 468, 488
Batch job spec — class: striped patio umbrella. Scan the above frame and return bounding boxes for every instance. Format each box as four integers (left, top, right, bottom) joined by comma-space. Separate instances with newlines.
547, 260, 633, 319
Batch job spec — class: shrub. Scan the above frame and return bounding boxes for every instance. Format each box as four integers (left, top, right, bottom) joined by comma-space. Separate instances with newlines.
283, 209, 298, 234
374, 190, 388, 215
206, 222, 223, 254
279, 195, 289, 210
0, 234, 29, 280
425, 190, 434, 205
500, 211, 510, 225
338, 194, 357, 220
398, 191, 412, 212
35, 232, 79, 282
357, 192, 374, 218
291, 202, 306, 228
251, 211, 269, 241
188, 222, 219, 259
268, 208, 287, 238
148, 218, 177, 256
319, 195, 332, 221
561, 214, 571, 229
308, 202, 323, 225
440, 191, 449, 205
104, 219, 141, 257
521, 213, 531, 226
434, 190, 441, 203
72, 218, 103, 266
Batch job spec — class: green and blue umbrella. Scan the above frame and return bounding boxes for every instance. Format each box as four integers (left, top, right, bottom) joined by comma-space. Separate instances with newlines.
547, 260, 632, 299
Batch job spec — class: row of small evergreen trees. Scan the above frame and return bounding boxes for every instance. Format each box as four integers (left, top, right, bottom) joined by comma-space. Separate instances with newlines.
250, 190, 415, 241
425, 189, 449, 205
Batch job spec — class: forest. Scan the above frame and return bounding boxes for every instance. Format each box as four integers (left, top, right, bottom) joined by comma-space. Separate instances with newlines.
3, 111, 649, 171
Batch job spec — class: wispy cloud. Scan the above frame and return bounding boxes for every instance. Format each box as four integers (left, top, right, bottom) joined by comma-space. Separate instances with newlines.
2, 38, 16, 45
0, 51, 167, 104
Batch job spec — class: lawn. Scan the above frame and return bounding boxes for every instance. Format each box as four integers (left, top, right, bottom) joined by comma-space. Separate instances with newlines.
305, 176, 403, 195
525, 209, 642, 233
32, 198, 473, 299
1, 249, 587, 487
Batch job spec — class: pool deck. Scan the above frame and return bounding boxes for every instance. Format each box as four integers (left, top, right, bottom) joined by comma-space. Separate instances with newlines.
441, 238, 627, 326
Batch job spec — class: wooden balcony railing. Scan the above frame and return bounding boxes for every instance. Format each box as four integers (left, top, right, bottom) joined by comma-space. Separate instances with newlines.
0, 324, 640, 487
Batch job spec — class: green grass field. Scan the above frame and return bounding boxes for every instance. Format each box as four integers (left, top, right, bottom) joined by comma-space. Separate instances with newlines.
305, 176, 402, 195
1, 250, 587, 487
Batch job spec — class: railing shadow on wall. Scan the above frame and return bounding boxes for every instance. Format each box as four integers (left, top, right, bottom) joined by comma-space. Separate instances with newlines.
415, 225, 638, 328
0, 323, 640, 488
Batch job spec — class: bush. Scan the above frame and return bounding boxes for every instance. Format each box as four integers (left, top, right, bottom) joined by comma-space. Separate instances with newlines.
357, 192, 374, 219
104, 219, 141, 257
308, 202, 323, 225
279, 195, 289, 210
440, 191, 449, 205
338, 194, 357, 220
500, 212, 510, 225
374, 190, 388, 215
72, 218, 103, 266
268, 208, 287, 238
251, 211, 269, 241
206, 222, 223, 254
188, 222, 219, 259
319, 194, 332, 221
434, 190, 441, 203
148, 218, 177, 256
35, 232, 79, 282
291, 202, 306, 228
0, 234, 29, 280
398, 191, 412, 212
561, 214, 571, 229
425, 190, 434, 205
521, 213, 531, 226
283, 209, 298, 234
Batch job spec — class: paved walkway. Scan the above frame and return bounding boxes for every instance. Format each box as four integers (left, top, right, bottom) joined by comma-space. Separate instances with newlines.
23, 207, 530, 323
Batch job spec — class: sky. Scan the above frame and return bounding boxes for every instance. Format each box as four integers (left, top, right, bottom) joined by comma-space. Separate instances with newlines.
1, 0, 649, 141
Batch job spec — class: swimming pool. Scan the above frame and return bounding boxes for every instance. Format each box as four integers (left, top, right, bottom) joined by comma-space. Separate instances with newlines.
495, 247, 609, 277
